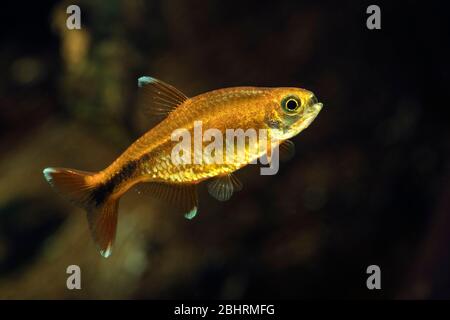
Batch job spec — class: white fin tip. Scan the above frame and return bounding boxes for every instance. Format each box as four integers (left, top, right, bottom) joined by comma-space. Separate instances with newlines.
100, 244, 113, 258
138, 76, 156, 87
43, 167, 56, 182
184, 207, 198, 220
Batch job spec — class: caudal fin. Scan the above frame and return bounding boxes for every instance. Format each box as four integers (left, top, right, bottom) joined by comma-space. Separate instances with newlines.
43, 167, 119, 258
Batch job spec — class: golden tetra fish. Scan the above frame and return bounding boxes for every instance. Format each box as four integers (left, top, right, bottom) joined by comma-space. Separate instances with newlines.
43, 76, 323, 257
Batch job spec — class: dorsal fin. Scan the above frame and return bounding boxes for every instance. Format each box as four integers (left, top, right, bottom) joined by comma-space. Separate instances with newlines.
137, 76, 188, 117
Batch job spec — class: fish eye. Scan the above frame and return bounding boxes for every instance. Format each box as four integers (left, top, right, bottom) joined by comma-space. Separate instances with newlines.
281, 95, 301, 114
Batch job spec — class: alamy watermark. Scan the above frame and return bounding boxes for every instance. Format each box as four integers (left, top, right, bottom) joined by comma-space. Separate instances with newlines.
170, 121, 281, 175
66, 5, 81, 30
366, 265, 381, 290
66, 265, 81, 290
366, 5, 381, 30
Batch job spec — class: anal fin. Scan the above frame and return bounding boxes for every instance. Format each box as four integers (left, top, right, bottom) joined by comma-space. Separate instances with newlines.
137, 182, 198, 220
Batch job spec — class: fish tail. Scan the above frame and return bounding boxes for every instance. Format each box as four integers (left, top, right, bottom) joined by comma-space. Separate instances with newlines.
43, 167, 118, 258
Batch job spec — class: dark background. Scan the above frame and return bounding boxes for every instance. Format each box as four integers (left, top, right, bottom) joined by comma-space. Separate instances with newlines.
0, 0, 449, 299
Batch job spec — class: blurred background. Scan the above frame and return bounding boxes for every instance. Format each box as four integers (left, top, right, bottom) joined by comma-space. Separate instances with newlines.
0, 0, 449, 299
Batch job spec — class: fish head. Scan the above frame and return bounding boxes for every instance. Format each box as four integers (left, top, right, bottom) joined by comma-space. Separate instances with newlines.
265, 88, 323, 140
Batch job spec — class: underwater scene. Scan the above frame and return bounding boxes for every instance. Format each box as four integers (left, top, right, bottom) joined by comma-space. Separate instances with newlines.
0, 0, 449, 301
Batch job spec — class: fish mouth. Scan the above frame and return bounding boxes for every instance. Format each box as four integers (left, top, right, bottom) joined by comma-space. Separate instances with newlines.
301, 102, 323, 129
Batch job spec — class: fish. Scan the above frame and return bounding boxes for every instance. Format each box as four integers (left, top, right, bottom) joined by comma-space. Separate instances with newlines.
43, 76, 323, 257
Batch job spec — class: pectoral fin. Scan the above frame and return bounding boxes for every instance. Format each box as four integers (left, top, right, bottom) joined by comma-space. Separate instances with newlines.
207, 174, 243, 201
279, 139, 295, 161
265, 139, 295, 163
